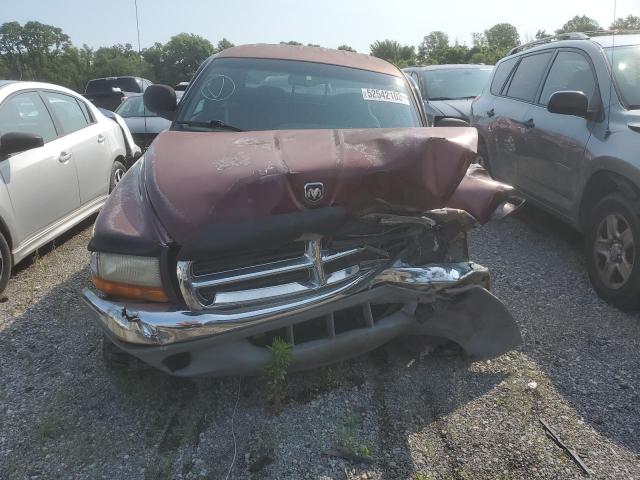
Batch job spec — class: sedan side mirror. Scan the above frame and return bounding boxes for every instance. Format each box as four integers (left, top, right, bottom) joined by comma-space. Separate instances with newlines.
144, 85, 177, 120
0, 132, 44, 157
547, 91, 588, 118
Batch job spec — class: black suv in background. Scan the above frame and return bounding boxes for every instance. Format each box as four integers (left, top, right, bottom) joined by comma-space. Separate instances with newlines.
472, 32, 640, 309
404, 64, 493, 126
84, 76, 153, 111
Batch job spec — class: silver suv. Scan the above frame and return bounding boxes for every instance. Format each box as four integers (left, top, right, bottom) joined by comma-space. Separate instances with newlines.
0, 81, 137, 294
472, 32, 640, 309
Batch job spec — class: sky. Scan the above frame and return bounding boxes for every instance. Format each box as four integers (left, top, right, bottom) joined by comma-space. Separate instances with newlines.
3, 0, 639, 53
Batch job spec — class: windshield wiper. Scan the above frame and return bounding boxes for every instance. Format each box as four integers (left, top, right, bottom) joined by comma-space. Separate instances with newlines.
174, 119, 243, 132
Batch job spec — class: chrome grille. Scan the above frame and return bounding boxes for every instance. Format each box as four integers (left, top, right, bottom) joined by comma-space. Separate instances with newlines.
177, 238, 390, 312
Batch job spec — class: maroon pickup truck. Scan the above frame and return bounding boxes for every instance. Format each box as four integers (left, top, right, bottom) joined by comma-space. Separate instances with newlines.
82, 44, 522, 376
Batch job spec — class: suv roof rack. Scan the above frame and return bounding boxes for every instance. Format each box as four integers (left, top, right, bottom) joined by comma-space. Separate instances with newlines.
582, 29, 640, 37
508, 30, 640, 56
508, 32, 588, 55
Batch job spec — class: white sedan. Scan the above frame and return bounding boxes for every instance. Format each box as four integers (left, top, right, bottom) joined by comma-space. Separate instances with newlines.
0, 80, 139, 294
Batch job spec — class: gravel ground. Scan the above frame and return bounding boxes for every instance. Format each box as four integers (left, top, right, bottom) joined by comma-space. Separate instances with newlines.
1, 207, 639, 479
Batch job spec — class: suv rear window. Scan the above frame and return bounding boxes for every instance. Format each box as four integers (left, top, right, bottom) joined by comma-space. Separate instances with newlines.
490, 57, 518, 95
85, 77, 142, 94
506, 52, 553, 102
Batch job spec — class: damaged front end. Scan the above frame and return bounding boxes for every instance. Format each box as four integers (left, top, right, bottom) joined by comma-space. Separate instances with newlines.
83, 201, 522, 377
83, 127, 522, 376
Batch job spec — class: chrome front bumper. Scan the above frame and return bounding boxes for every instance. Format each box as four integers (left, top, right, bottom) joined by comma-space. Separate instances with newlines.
83, 261, 521, 376
83, 262, 489, 345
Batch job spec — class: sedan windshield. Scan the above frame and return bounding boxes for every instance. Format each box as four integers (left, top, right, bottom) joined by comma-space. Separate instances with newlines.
115, 95, 155, 118
422, 68, 493, 100
606, 45, 640, 108
176, 58, 420, 131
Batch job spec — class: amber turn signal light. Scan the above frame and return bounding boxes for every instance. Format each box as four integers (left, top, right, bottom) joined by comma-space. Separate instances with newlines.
91, 275, 169, 303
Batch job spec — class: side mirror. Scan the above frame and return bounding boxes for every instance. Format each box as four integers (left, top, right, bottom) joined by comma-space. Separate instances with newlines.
144, 85, 177, 120
547, 91, 588, 117
0, 132, 44, 157
435, 117, 470, 127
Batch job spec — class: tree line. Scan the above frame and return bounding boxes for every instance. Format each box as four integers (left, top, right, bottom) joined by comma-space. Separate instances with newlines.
0, 14, 638, 92
370, 14, 640, 68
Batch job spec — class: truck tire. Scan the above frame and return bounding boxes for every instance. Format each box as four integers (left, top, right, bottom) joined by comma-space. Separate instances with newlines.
0, 231, 11, 296
109, 160, 127, 193
585, 193, 640, 310
102, 335, 148, 372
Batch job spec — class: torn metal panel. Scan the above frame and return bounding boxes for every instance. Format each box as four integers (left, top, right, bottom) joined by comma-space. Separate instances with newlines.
143, 127, 478, 245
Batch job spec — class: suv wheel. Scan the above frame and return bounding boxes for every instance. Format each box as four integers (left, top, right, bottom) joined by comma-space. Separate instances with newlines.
109, 160, 127, 193
0, 231, 11, 296
586, 193, 640, 309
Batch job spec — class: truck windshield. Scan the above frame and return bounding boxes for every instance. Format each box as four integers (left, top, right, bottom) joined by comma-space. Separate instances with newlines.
421, 68, 493, 100
606, 45, 640, 108
175, 58, 421, 131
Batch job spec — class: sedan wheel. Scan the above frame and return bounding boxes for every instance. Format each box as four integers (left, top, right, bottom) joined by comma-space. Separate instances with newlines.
114, 167, 125, 184
0, 232, 11, 296
109, 160, 127, 193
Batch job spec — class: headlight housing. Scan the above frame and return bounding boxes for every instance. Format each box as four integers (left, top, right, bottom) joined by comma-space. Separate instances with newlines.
90, 252, 168, 302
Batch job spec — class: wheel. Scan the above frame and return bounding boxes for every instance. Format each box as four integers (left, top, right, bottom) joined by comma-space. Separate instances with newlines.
0, 231, 11, 296
585, 193, 640, 309
102, 335, 147, 372
109, 160, 127, 193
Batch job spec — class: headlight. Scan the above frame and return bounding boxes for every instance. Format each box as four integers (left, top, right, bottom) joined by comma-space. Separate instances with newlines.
90, 252, 168, 302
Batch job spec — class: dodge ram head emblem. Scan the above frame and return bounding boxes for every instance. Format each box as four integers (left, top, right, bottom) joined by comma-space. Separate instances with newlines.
304, 182, 324, 203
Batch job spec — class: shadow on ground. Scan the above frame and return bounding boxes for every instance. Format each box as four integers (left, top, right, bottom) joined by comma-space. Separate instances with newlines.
478, 205, 640, 454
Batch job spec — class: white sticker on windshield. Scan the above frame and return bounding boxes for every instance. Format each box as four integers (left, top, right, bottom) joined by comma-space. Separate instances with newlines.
361, 88, 410, 105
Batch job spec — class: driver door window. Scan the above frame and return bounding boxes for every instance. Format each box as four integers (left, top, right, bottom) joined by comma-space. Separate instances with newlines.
0, 91, 58, 142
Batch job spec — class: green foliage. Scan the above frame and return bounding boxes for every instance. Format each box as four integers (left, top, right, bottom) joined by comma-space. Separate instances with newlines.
0, 21, 221, 90
556, 15, 601, 34
484, 23, 519, 52
535, 29, 551, 40
370, 39, 416, 68
280, 40, 302, 46
337, 44, 356, 52
264, 337, 292, 414
92, 43, 149, 79
146, 33, 215, 86
418, 31, 450, 64
338, 413, 372, 458
610, 15, 640, 30
217, 37, 234, 51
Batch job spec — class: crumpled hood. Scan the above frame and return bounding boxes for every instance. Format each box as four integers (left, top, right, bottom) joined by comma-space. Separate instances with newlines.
143, 127, 477, 244
425, 99, 474, 121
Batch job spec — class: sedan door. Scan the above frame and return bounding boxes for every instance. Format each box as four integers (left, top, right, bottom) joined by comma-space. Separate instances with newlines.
0, 90, 80, 247
41, 91, 113, 204
516, 50, 599, 215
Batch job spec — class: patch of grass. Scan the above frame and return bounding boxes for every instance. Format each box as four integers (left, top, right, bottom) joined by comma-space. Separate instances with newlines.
338, 413, 372, 459
414, 473, 434, 480
36, 415, 62, 440
264, 337, 292, 414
